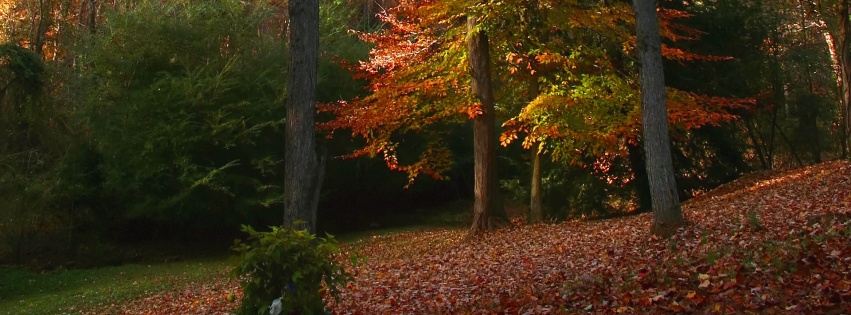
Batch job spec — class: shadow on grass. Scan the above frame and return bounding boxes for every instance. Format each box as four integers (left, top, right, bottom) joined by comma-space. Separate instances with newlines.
0, 258, 233, 315
334, 199, 472, 244
0, 200, 477, 315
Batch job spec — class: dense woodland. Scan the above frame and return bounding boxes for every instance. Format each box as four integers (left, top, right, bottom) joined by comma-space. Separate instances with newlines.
0, 0, 847, 271
2, 0, 851, 313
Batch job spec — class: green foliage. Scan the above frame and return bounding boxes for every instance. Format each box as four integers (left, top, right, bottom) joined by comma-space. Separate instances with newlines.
668, 0, 838, 169
670, 125, 752, 197
0, 0, 374, 266
71, 0, 287, 227
232, 225, 350, 315
499, 149, 635, 220
0, 42, 68, 266
0, 42, 49, 153
0, 43, 44, 96
500, 178, 529, 205
542, 165, 633, 219
317, 0, 370, 103
0, 166, 64, 265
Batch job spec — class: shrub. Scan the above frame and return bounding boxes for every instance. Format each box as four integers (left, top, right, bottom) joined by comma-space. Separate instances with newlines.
72, 0, 288, 231
232, 225, 350, 315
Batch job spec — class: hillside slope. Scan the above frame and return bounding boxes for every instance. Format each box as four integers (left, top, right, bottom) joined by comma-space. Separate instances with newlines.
329, 160, 851, 314
95, 161, 851, 314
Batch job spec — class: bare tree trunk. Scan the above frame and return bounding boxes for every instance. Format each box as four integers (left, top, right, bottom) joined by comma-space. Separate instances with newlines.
838, 0, 851, 153
363, 0, 372, 27
803, 68, 823, 163
774, 117, 804, 167
467, 16, 507, 236
820, 0, 851, 158
284, 0, 321, 234
528, 71, 543, 223
87, 0, 97, 34
767, 26, 785, 168
632, 0, 683, 236
799, 5, 823, 164
77, 0, 97, 35
742, 117, 770, 169
32, 0, 50, 57
530, 142, 543, 223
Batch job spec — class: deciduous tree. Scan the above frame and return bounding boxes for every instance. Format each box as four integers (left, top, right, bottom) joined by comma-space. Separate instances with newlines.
812, 0, 851, 156
285, 0, 323, 233
633, 0, 683, 235
499, 1, 752, 217
467, 15, 508, 235
321, 0, 510, 235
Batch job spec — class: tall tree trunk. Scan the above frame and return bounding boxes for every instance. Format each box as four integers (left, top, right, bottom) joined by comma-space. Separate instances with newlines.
76, 0, 97, 40
530, 142, 543, 223
467, 16, 507, 236
528, 72, 543, 223
824, 35, 847, 158
284, 0, 321, 234
520, 0, 545, 224
32, 0, 49, 57
838, 0, 851, 154
820, 0, 851, 158
87, 0, 97, 34
632, 0, 683, 236
767, 27, 785, 168
742, 117, 770, 169
800, 7, 823, 164
774, 117, 805, 167
842, 111, 849, 159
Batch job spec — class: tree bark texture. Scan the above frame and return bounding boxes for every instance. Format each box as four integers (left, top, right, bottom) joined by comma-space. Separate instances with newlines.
530, 142, 543, 223
820, 0, 851, 158
284, 0, 321, 234
467, 16, 508, 236
836, 0, 851, 154
528, 73, 543, 223
834, 0, 851, 153
632, 0, 683, 236
87, 0, 97, 34
32, 0, 49, 57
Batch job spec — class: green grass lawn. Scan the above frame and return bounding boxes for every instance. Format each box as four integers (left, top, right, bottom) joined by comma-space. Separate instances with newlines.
0, 202, 473, 315
0, 227, 441, 315
0, 258, 233, 315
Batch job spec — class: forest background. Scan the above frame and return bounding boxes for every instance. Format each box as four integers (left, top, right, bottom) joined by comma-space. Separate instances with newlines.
0, 0, 848, 270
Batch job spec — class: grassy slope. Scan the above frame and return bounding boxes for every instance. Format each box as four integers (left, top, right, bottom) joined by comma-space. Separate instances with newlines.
0, 204, 469, 315
0, 259, 235, 315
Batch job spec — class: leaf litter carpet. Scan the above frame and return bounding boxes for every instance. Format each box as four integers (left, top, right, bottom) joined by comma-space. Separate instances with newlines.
97, 160, 851, 314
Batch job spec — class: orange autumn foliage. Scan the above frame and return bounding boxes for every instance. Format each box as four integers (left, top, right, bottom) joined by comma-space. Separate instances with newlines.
321, 0, 757, 182
319, 0, 470, 184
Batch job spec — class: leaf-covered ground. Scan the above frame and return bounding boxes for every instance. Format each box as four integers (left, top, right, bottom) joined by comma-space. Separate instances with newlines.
94, 161, 851, 314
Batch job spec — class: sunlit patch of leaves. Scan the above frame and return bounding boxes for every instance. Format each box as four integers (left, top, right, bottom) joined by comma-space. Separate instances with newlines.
92, 161, 850, 314
88, 271, 240, 315
328, 161, 851, 314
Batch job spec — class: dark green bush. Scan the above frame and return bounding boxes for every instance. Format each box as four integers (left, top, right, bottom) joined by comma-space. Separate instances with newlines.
232, 225, 350, 315
71, 0, 288, 230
